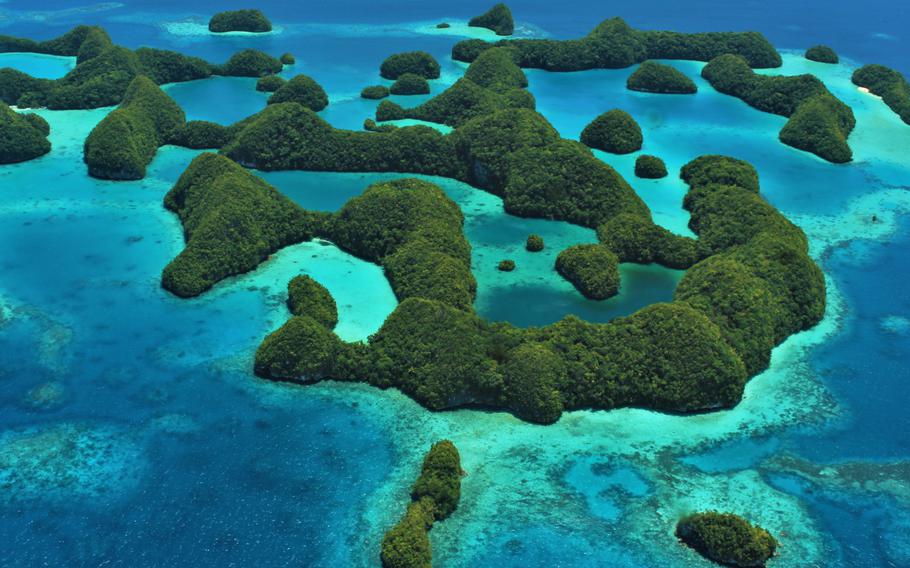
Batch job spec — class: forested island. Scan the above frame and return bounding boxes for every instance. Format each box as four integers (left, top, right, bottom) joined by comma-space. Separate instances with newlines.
676, 512, 778, 567
627, 61, 697, 94
208, 9, 272, 33
0, 102, 50, 164
468, 3, 514, 36
852, 64, 910, 125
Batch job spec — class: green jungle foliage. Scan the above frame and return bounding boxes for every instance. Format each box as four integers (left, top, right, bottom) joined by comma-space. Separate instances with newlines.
75, 27, 113, 64
452, 17, 781, 70
364, 118, 398, 132
361, 85, 390, 99
215, 49, 282, 77
596, 213, 698, 268
627, 60, 697, 94
380, 51, 441, 80
287, 275, 338, 329
267, 73, 329, 111
255, 75, 286, 92
852, 64, 910, 125
1, 25, 108, 55
634, 154, 668, 178
555, 244, 620, 300
411, 440, 463, 520
680, 154, 760, 192
134, 48, 214, 83
436, 23, 451, 29
525, 234, 544, 251
580, 109, 643, 153
280, 52, 296, 65
463, 47, 527, 92
676, 512, 778, 567
255, 315, 342, 380
208, 9, 272, 33
702, 54, 855, 162
498, 259, 516, 271
390, 73, 430, 95
468, 3, 515, 36
805, 45, 838, 64
83, 75, 185, 180
0, 102, 51, 164
170, 120, 232, 149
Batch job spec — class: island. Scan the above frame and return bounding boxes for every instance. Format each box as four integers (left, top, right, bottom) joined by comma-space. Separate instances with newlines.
379, 51, 441, 80
361, 85, 390, 99
805, 45, 838, 64
555, 244, 620, 300
580, 109, 643, 154
287, 275, 338, 329
390, 73, 430, 95
0, 102, 50, 164
208, 9, 272, 33
267, 74, 329, 111
852, 64, 910, 125
526, 234, 544, 251
702, 54, 855, 162
627, 61, 697, 94
497, 259, 516, 271
380, 441, 462, 568
255, 75, 286, 92
280, 52, 295, 65
676, 512, 778, 567
635, 155, 668, 178
468, 3, 515, 36
452, 17, 782, 70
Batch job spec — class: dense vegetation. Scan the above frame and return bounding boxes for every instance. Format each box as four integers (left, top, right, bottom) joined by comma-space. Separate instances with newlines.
676, 512, 778, 567
635, 155, 668, 178
702, 54, 855, 162
161, 153, 317, 297
83, 75, 185, 179
380, 51, 441, 80
805, 45, 838, 64
208, 9, 272, 33
390, 73, 430, 95
287, 275, 338, 329
267, 74, 329, 111
852, 64, 910, 125
580, 109, 643, 154
280, 52, 295, 65
0, 102, 51, 164
380, 441, 462, 568
1, 25, 109, 56
627, 61, 697, 94
498, 259, 516, 271
526, 234, 544, 252
361, 85, 390, 99
216, 49, 282, 77
452, 17, 782, 70
555, 244, 620, 300
169, 120, 232, 149
256, 75, 286, 92
468, 3, 514, 36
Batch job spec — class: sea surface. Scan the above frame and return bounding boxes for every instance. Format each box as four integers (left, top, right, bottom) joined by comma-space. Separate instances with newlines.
1, 1, 909, 566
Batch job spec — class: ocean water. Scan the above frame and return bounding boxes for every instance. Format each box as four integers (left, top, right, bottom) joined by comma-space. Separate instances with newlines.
1, 1, 909, 567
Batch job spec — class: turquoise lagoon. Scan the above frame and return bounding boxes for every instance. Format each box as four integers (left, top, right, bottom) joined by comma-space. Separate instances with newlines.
2, 2, 910, 567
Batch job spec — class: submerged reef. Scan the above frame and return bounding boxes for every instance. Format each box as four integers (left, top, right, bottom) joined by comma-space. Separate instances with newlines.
852, 64, 910, 125
555, 244, 620, 300
0, 102, 51, 164
635, 155, 668, 178
390, 73, 430, 95
452, 17, 782, 70
208, 9, 272, 33
380, 441, 462, 568
627, 60, 697, 94
580, 109, 643, 154
468, 3, 515, 36
702, 54, 855, 162
267, 74, 329, 111
676, 512, 778, 567
380, 51, 441, 80
83, 75, 185, 180
805, 45, 838, 64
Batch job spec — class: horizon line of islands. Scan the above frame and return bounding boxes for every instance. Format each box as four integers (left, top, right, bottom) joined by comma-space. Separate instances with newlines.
2, 4, 908, 567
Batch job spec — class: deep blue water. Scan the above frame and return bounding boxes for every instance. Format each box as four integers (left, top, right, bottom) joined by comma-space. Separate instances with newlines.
1, 1, 910, 567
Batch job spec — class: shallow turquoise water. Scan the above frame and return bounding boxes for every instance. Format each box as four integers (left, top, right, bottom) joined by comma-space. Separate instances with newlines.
2, 3, 910, 567
0, 52, 74, 78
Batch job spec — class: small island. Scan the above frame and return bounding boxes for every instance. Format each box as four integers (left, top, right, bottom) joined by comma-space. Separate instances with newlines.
379, 51, 441, 80
280, 52, 295, 65
0, 102, 51, 164
676, 512, 778, 567
627, 61, 697, 94
580, 109, 643, 154
217, 49, 283, 77
255, 75, 285, 92
468, 3, 515, 36
852, 64, 910, 125
390, 73, 430, 95
267, 74, 329, 112
805, 45, 838, 64
380, 441, 463, 568
498, 259, 516, 271
361, 85, 390, 100
287, 275, 338, 329
526, 234, 544, 251
635, 155, 668, 178
555, 244, 620, 300
208, 9, 272, 33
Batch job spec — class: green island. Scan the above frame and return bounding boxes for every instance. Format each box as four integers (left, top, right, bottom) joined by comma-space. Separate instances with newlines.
805, 45, 838, 64
525, 234, 544, 252
635, 155, 668, 178
255, 75, 286, 92
83, 75, 185, 180
627, 60, 697, 94
0, 101, 51, 164
852, 64, 910, 125
287, 275, 338, 329
280, 52, 295, 65
580, 109, 643, 154
380, 440, 463, 568
498, 259, 516, 271
267, 73, 329, 111
390, 73, 430, 95
702, 54, 855, 162
0, 26, 282, 110
676, 512, 778, 567
361, 85, 390, 99
380, 51, 441, 80
555, 244, 620, 300
451, 17, 782, 70
468, 3, 515, 36
208, 9, 273, 33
